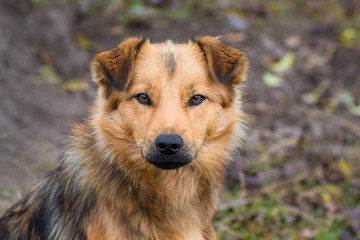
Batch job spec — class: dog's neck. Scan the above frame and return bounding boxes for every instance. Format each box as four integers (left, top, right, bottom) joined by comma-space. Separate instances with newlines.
67, 123, 224, 239
90, 161, 222, 240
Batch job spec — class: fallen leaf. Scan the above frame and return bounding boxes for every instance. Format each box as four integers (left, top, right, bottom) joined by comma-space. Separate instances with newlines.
62, 79, 88, 92
338, 90, 354, 105
338, 158, 353, 179
76, 33, 93, 50
41, 64, 62, 84
318, 185, 341, 204
262, 72, 284, 87
338, 90, 360, 115
302, 80, 330, 104
348, 106, 360, 115
340, 27, 360, 48
269, 51, 296, 73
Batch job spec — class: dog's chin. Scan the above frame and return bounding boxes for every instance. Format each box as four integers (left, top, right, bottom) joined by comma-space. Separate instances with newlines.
145, 151, 193, 170
148, 161, 190, 170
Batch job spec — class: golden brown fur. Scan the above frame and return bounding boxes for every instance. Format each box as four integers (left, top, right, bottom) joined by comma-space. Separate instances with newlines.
0, 36, 248, 240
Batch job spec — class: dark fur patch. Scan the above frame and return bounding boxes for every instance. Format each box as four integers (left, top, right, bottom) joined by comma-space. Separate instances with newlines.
192, 38, 208, 65
36, 191, 54, 240
192, 36, 247, 86
134, 37, 147, 59
0, 162, 96, 239
0, 222, 10, 240
93, 37, 148, 94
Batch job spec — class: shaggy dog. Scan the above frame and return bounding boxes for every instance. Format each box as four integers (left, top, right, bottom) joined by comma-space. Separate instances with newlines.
0, 36, 248, 240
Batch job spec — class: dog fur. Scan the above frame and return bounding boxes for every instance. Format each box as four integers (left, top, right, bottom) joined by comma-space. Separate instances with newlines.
0, 36, 248, 240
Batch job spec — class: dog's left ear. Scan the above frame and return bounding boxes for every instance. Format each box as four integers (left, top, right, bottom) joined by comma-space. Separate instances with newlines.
92, 37, 148, 93
192, 36, 248, 86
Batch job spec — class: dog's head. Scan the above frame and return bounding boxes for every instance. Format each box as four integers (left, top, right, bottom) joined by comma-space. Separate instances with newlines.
91, 37, 247, 171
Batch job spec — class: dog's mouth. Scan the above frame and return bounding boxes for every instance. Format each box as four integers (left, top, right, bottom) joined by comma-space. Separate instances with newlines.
145, 148, 193, 170
147, 159, 190, 170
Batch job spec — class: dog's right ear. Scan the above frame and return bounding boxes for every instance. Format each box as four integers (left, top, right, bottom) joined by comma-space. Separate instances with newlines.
191, 36, 247, 87
92, 37, 148, 93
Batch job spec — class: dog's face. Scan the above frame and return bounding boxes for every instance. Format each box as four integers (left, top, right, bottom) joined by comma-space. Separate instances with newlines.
92, 37, 247, 171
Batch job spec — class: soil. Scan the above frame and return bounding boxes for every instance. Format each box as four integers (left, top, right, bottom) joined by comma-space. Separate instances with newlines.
0, 0, 359, 217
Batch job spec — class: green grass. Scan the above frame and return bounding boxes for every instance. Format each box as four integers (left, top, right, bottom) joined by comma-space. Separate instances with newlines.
214, 153, 359, 239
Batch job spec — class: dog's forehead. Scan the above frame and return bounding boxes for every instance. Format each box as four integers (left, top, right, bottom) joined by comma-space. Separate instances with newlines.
160, 40, 177, 74
134, 41, 208, 86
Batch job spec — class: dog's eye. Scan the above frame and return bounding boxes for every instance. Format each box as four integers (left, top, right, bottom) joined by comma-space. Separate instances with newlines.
135, 93, 151, 106
189, 95, 206, 106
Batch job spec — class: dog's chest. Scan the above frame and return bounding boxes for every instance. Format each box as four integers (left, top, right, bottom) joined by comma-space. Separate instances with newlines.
86, 204, 206, 240
181, 228, 205, 240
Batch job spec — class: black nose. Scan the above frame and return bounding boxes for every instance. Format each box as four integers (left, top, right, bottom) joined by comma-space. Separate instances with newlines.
155, 135, 183, 156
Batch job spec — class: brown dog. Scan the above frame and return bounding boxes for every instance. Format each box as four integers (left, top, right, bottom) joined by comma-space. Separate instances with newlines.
0, 36, 248, 240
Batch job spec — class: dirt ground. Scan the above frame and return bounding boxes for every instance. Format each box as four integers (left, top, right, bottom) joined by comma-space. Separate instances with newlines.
1, 0, 360, 239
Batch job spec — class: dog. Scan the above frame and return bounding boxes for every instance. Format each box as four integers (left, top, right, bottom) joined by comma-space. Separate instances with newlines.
0, 36, 248, 240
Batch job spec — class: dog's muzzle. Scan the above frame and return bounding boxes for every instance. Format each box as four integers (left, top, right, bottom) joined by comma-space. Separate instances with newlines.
145, 135, 192, 170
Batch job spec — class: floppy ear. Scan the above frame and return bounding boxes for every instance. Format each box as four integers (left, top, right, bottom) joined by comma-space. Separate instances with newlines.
92, 37, 148, 93
192, 36, 247, 86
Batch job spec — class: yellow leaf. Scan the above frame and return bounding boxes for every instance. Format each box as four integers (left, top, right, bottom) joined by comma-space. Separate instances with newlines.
338, 158, 353, 179
62, 79, 88, 92
76, 33, 93, 50
269, 51, 296, 73
315, 184, 341, 204
41, 64, 62, 84
340, 27, 360, 48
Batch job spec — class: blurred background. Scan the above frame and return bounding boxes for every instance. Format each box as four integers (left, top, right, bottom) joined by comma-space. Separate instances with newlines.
0, 0, 360, 239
